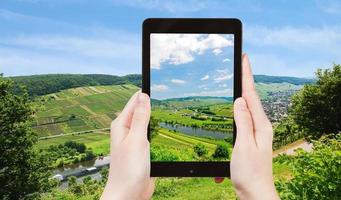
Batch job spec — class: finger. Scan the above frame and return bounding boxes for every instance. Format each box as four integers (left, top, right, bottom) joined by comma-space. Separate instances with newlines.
234, 97, 255, 146
129, 93, 151, 141
140, 178, 155, 200
241, 54, 272, 144
214, 177, 224, 184
115, 91, 141, 128
110, 91, 140, 147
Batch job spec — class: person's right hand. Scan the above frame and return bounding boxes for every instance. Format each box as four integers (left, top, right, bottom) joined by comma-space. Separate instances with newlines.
230, 54, 280, 200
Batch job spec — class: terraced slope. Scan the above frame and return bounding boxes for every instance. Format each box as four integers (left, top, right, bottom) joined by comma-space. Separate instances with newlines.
33, 84, 139, 137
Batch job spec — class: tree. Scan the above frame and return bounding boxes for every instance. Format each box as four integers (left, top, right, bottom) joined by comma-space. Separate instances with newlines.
150, 116, 160, 138
290, 64, 341, 140
212, 144, 229, 159
276, 135, 341, 199
0, 76, 52, 199
273, 116, 303, 149
64, 141, 86, 153
193, 143, 208, 157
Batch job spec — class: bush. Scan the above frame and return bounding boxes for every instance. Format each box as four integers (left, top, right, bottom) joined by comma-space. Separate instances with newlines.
193, 143, 208, 157
151, 146, 179, 161
64, 141, 86, 153
276, 135, 341, 199
84, 149, 96, 160
212, 144, 229, 159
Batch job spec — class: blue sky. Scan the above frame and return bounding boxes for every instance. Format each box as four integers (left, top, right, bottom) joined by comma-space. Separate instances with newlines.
151, 34, 234, 99
0, 0, 340, 77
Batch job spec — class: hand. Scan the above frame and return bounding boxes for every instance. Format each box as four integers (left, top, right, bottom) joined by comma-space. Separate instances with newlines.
230, 54, 279, 199
101, 92, 154, 200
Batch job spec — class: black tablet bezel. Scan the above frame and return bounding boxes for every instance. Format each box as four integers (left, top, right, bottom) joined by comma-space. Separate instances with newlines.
142, 18, 242, 177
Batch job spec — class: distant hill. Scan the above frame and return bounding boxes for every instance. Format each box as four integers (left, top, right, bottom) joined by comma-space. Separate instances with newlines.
152, 96, 233, 109
163, 96, 233, 102
254, 75, 314, 85
9, 73, 314, 97
9, 74, 141, 97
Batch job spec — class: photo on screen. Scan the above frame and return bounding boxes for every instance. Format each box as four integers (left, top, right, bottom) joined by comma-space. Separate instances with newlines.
150, 33, 234, 162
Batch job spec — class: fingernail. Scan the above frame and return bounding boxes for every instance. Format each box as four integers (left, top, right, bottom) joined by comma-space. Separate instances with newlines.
138, 93, 149, 104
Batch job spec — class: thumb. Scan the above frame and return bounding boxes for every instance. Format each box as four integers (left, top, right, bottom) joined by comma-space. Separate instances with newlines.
129, 93, 151, 140
234, 97, 254, 146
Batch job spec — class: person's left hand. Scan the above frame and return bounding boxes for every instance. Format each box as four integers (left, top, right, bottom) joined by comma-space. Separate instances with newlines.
101, 91, 155, 200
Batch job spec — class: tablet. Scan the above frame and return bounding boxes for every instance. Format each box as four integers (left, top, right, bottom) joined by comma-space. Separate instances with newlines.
142, 18, 242, 177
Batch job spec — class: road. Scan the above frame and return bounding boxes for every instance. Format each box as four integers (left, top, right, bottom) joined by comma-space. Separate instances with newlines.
273, 139, 313, 157
39, 128, 110, 140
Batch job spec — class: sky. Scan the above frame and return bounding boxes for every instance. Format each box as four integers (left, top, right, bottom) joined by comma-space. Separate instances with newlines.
151, 34, 234, 99
0, 0, 340, 77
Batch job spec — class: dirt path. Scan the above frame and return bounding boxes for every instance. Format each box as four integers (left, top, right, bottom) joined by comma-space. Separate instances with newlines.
273, 139, 313, 157
159, 133, 194, 146
39, 128, 110, 140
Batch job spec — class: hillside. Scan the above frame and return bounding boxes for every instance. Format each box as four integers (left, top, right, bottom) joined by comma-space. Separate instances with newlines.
20, 73, 313, 136
254, 74, 314, 85
9, 73, 314, 97
152, 96, 233, 108
9, 74, 141, 97
33, 84, 139, 137
255, 82, 303, 99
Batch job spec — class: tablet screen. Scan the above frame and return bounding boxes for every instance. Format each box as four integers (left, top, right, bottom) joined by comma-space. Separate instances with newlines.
150, 33, 234, 162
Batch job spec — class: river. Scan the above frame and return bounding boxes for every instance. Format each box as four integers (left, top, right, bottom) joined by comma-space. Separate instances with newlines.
53, 123, 232, 188
53, 156, 110, 189
159, 122, 232, 140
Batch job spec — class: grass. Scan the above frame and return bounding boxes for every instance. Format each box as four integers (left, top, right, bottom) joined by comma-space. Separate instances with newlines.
153, 178, 237, 200
152, 128, 232, 161
159, 129, 217, 149
152, 162, 291, 200
36, 132, 110, 155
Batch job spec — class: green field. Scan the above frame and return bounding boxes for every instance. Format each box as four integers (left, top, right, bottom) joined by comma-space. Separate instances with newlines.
151, 96, 234, 162
33, 84, 139, 137
37, 132, 110, 155
152, 97, 233, 132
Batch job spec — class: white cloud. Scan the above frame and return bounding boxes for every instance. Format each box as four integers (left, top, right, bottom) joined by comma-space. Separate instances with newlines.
213, 69, 233, 82
222, 58, 230, 62
219, 83, 227, 88
243, 25, 341, 76
213, 48, 222, 55
0, 9, 143, 76
2, 34, 139, 59
150, 34, 233, 69
200, 75, 210, 81
151, 84, 168, 92
185, 88, 232, 97
171, 79, 186, 84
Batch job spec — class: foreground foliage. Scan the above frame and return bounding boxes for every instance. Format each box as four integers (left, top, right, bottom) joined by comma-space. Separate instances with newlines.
290, 64, 341, 140
46, 141, 96, 167
0, 76, 54, 199
276, 135, 341, 199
